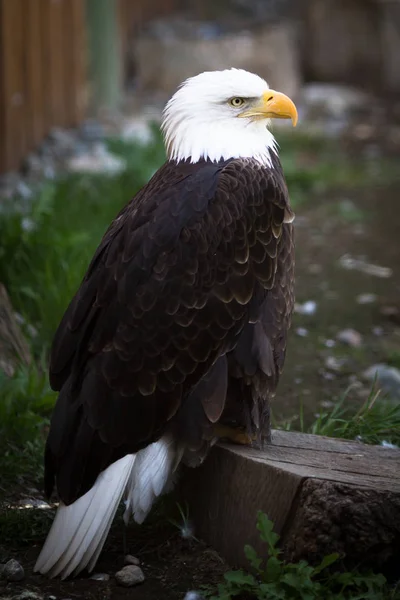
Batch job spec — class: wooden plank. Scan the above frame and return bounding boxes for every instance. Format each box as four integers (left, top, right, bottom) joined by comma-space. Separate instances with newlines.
65, 0, 87, 126
25, 0, 45, 148
180, 430, 400, 570
45, 0, 68, 128
40, 0, 53, 134
0, 1, 5, 172
0, 0, 26, 171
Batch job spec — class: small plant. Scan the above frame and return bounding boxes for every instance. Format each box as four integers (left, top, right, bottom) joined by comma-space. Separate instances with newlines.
0, 361, 56, 498
206, 512, 394, 600
169, 502, 198, 542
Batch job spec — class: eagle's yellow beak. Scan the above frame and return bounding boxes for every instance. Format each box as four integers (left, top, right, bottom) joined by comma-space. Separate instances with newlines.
239, 90, 298, 127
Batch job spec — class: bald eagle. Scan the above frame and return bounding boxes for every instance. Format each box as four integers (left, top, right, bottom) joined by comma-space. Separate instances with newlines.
34, 69, 297, 579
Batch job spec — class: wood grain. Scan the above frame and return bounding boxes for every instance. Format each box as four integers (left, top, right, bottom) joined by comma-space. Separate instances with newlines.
180, 430, 400, 572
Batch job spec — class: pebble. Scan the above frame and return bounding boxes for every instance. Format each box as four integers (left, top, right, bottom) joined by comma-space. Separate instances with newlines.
66, 143, 126, 175
339, 254, 392, 278
294, 300, 317, 316
124, 554, 140, 566
89, 572, 110, 581
372, 326, 384, 336
12, 593, 42, 600
184, 592, 205, 600
115, 565, 145, 587
363, 364, 400, 399
324, 339, 336, 348
295, 327, 308, 337
380, 440, 399, 449
2, 558, 24, 582
325, 356, 346, 372
336, 328, 363, 348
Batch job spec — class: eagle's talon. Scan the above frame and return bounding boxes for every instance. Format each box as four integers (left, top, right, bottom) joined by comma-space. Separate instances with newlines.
214, 424, 257, 445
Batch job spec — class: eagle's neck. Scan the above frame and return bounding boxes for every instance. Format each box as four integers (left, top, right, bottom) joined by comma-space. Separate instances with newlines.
162, 117, 278, 167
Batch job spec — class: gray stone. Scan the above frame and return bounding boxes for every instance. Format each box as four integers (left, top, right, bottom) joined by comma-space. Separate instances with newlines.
336, 328, 363, 348
115, 565, 145, 587
124, 554, 140, 566
2, 559, 24, 582
134, 21, 300, 100
12, 592, 43, 600
301, 83, 372, 121
184, 593, 204, 600
294, 300, 317, 315
325, 356, 346, 372
363, 364, 400, 399
356, 293, 377, 305
89, 572, 109, 581
66, 143, 126, 175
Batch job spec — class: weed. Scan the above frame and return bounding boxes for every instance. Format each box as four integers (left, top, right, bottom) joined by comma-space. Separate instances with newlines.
277, 383, 400, 447
205, 512, 398, 600
0, 362, 56, 499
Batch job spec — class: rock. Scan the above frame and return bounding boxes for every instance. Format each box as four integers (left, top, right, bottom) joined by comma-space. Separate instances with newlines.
339, 254, 392, 278
336, 328, 363, 348
134, 20, 300, 100
324, 339, 336, 348
12, 592, 43, 600
372, 326, 384, 337
122, 116, 158, 144
300, 83, 373, 121
184, 593, 204, 600
380, 305, 400, 323
380, 440, 399, 450
89, 572, 109, 581
17, 498, 50, 509
294, 300, 317, 315
66, 143, 126, 175
325, 356, 346, 372
124, 554, 140, 566
2, 559, 24, 582
295, 327, 308, 337
356, 293, 377, 305
115, 565, 145, 587
363, 364, 400, 399
79, 119, 106, 142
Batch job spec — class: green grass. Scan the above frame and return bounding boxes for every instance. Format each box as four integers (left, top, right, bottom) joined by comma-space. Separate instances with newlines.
205, 512, 399, 600
0, 133, 166, 352
276, 384, 400, 447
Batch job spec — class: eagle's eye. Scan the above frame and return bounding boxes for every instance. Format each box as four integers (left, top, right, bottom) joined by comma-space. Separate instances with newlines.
229, 97, 245, 108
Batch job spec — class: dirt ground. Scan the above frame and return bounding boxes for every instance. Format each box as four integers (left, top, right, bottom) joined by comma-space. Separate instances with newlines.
0, 513, 228, 599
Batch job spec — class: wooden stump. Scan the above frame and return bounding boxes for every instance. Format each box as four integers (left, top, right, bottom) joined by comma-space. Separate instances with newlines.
180, 430, 400, 574
0, 283, 31, 376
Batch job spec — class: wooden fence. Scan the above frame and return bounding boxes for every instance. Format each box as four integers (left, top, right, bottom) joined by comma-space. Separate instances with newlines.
0, 0, 181, 175
0, 0, 87, 174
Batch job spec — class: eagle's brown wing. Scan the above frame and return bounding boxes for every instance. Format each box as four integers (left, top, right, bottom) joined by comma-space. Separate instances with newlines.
45, 157, 292, 504
224, 155, 295, 443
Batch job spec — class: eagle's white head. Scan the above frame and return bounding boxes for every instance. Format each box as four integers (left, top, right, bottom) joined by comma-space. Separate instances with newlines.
162, 68, 298, 166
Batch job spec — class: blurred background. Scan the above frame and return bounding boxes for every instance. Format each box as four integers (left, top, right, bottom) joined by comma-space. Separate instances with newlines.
0, 1, 400, 596
1, 0, 400, 498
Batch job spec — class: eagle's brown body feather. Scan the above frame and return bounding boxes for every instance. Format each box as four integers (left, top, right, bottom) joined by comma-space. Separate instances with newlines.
45, 154, 294, 506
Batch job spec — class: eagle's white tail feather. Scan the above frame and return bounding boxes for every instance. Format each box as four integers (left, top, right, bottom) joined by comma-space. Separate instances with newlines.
34, 454, 136, 579
124, 434, 176, 525
35, 435, 178, 579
